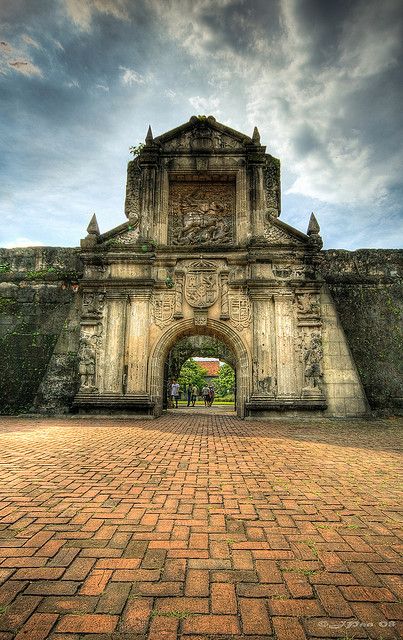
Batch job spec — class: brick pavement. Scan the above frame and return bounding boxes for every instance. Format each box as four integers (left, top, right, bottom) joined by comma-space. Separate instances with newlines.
0, 414, 402, 640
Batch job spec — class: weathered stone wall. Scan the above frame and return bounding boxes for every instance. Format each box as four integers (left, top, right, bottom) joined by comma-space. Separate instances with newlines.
0, 247, 401, 414
0, 248, 83, 414
320, 250, 403, 413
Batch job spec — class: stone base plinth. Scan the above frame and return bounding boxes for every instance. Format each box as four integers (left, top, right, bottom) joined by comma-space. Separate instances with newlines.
73, 393, 155, 415
245, 395, 327, 417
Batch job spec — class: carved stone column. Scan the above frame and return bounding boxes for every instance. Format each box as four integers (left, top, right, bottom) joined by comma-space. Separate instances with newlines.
249, 290, 275, 397
102, 292, 128, 393
173, 271, 184, 319
273, 292, 297, 397
220, 271, 230, 319
125, 290, 151, 394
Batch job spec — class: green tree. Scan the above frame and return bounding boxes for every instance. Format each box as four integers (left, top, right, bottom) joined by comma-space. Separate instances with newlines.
178, 359, 207, 394
216, 363, 235, 398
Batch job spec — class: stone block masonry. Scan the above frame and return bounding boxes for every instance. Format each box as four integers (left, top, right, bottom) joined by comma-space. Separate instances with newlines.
0, 247, 401, 415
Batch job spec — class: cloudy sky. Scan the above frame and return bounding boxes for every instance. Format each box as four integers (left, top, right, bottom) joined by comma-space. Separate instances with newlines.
1, 0, 402, 249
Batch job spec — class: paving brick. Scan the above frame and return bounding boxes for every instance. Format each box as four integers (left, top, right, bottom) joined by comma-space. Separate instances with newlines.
62, 558, 95, 581
211, 583, 237, 614
148, 615, 178, 640
96, 582, 131, 614
37, 596, 97, 614
340, 585, 396, 601
120, 597, 152, 633
14, 613, 58, 640
268, 598, 323, 617
0, 595, 41, 631
273, 616, 307, 640
182, 614, 240, 635
239, 598, 271, 635
154, 597, 209, 614
56, 614, 118, 634
79, 569, 112, 596
315, 584, 354, 617
185, 569, 209, 597
0, 415, 401, 640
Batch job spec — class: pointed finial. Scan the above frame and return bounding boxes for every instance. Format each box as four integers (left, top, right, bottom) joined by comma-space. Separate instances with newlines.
145, 125, 153, 145
252, 126, 260, 145
307, 212, 320, 235
87, 213, 100, 236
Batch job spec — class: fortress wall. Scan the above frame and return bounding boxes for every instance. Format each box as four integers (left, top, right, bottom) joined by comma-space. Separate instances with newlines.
0, 247, 401, 415
0, 248, 82, 414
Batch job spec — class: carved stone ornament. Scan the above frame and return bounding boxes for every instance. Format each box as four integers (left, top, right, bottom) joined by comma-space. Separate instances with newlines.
296, 292, 320, 316
229, 292, 252, 330
194, 309, 208, 325
82, 292, 105, 318
152, 292, 175, 327
184, 260, 219, 309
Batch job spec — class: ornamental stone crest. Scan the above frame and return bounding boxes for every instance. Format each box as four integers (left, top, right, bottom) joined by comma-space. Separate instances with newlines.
229, 293, 252, 330
152, 292, 175, 327
184, 260, 219, 308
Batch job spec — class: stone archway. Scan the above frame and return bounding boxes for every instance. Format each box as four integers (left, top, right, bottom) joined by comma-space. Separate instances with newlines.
148, 319, 251, 418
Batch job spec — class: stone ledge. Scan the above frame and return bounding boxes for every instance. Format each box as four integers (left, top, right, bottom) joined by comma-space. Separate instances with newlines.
73, 393, 155, 414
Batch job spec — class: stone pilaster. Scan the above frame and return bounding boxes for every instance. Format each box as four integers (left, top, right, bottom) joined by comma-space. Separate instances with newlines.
125, 290, 151, 394
102, 292, 128, 393
249, 290, 275, 397
274, 292, 297, 398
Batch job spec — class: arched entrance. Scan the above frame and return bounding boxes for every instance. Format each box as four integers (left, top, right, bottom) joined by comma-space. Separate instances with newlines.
148, 319, 251, 418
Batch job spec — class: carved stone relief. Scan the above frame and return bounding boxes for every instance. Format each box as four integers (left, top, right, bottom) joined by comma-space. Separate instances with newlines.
264, 158, 280, 216
163, 128, 241, 152
302, 331, 324, 392
272, 265, 306, 280
296, 292, 320, 317
152, 292, 175, 327
78, 324, 102, 392
169, 182, 234, 246
82, 291, 105, 318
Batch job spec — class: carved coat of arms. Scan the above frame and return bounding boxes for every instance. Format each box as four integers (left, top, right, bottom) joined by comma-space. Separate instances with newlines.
152, 292, 175, 327
185, 261, 219, 308
229, 294, 252, 329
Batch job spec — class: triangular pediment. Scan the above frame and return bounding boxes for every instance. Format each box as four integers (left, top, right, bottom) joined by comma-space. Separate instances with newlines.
98, 221, 140, 247
263, 216, 308, 246
154, 116, 253, 152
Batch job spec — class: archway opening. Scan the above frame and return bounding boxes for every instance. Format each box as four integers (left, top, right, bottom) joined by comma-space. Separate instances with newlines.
148, 319, 251, 418
165, 336, 236, 414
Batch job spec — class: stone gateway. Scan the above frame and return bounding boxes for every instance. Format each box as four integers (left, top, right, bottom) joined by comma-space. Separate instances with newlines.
73, 116, 368, 418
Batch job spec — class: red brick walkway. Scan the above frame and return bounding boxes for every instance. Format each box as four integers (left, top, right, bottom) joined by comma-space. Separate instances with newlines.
0, 415, 402, 639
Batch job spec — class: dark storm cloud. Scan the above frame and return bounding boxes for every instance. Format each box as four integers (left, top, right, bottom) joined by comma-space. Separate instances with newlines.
0, 0, 402, 248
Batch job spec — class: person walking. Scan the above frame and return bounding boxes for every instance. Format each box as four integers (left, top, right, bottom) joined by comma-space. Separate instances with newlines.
191, 384, 198, 406
171, 380, 180, 408
208, 385, 215, 407
202, 384, 210, 407
187, 384, 192, 407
